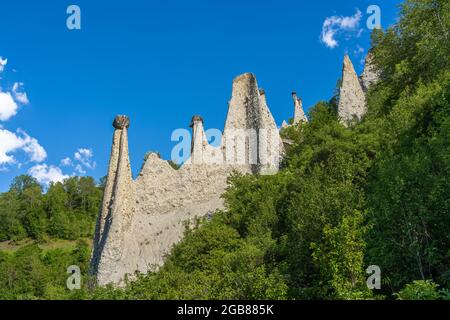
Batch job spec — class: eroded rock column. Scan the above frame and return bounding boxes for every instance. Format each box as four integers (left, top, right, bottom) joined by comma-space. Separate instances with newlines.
90, 115, 134, 286
338, 55, 367, 126
292, 91, 308, 124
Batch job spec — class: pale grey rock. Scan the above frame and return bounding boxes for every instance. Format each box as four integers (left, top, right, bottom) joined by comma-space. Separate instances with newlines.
91, 57, 375, 286
292, 92, 308, 124
113, 115, 130, 129
90, 120, 135, 285
90, 73, 284, 286
338, 55, 367, 126
360, 51, 380, 92
280, 91, 308, 129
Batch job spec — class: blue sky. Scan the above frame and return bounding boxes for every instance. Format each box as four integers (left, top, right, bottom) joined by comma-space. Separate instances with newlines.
0, 0, 402, 191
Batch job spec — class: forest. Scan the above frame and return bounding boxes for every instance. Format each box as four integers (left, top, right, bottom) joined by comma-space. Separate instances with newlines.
0, 0, 448, 300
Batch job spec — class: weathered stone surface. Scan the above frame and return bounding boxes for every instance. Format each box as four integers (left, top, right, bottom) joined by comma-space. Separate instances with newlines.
338, 55, 367, 126
189, 115, 213, 165
91, 56, 374, 286
91, 122, 134, 285
292, 92, 308, 124
91, 73, 283, 286
360, 51, 380, 92
113, 115, 130, 129
189, 115, 204, 127
280, 91, 308, 129
222, 73, 282, 174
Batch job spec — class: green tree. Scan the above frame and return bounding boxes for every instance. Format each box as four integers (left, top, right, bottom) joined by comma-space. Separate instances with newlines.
311, 210, 371, 299
395, 280, 442, 300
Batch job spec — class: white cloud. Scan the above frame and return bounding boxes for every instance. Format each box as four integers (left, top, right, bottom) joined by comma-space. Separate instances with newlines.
12, 82, 29, 105
75, 148, 93, 160
0, 60, 29, 120
0, 91, 19, 121
74, 148, 96, 169
0, 57, 7, 73
321, 31, 338, 49
0, 54, 50, 179
355, 45, 365, 54
356, 28, 364, 38
354, 45, 366, 65
320, 9, 362, 49
0, 128, 23, 165
18, 129, 47, 162
28, 164, 68, 185
339, 11, 362, 28
59, 148, 96, 176
0, 128, 47, 168
74, 164, 86, 174
60, 157, 73, 166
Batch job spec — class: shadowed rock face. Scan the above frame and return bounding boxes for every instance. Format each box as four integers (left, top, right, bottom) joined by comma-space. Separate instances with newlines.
91, 54, 375, 286
338, 55, 367, 126
90, 73, 283, 286
279, 91, 308, 129
189, 115, 204, 127
90, 118, 134, 285
113, 115, 130, 129
292, 92, 308, 124
360, 51, 380, 92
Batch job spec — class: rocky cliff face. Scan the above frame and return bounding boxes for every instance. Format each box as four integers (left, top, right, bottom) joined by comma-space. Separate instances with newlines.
360, 51, 380, 92
90, 117, 135, 285
338, 55, 367, 126
91, 54, 377, 286
90, 73, 283, 286
292, 92, 308, 124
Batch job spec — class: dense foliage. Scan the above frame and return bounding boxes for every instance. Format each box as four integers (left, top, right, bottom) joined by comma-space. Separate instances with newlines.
0, 240, 91, 299
0, 175, 102, 241
112, 0, 449, 300
0, 0, 448, 300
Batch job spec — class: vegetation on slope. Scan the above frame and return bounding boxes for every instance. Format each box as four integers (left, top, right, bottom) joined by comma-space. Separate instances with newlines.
0, 0, 448, 300
0, 175, 102, 241
112, 0, 449, 300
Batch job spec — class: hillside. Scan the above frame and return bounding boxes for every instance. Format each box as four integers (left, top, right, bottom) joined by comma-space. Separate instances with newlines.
0, 0, 448, 300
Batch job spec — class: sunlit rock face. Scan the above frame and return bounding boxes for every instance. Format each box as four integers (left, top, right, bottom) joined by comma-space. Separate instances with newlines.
338, 55, 367, 126
360, 51, 380, 93
91, 52, 377, 286
90, 73, 283, 286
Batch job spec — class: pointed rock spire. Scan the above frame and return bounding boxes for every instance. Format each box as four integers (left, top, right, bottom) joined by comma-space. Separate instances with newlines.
90, 115, 134, 286
338, 55, 366, 126
360, 50, 380, 92
90, 73, 286, 287
222, 73, 281, 173
189, 115, 207, 164
292, 91, 308, 124
223, 73, 260, 134
259, 88, 267, 106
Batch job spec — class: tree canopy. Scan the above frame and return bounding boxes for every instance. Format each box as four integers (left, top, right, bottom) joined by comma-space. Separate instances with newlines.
0, 0, 448, 300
